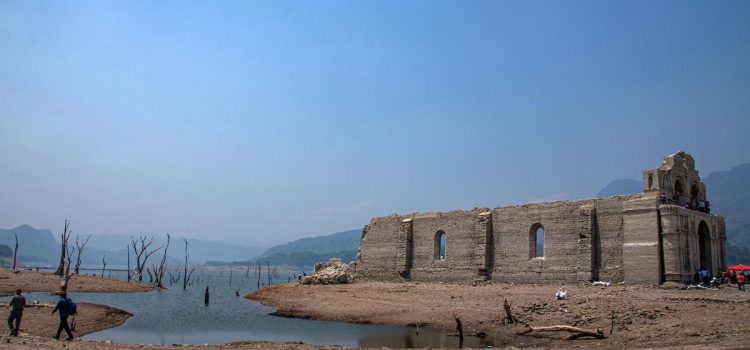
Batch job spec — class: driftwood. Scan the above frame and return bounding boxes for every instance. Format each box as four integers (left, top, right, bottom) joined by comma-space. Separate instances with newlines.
503, 299, 516, 324
516, 325, 606, 340
453, 315, 464, 348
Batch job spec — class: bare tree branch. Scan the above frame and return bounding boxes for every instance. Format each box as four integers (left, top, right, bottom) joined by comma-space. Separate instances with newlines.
54, 220, 71, 276
74, 234, 91, 275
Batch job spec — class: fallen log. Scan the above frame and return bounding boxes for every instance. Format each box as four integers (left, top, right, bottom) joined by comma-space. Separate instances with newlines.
516, 325, 606, 340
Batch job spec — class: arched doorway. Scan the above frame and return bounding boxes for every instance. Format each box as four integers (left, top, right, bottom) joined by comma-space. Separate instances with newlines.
675, 180, 684, 196
698, 221, 712, 272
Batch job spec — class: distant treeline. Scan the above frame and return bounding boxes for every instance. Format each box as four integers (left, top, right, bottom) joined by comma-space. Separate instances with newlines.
205, 249, 357, 268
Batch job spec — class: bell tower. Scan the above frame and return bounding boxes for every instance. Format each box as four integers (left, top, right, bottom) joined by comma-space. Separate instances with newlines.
642, 151, 707, 207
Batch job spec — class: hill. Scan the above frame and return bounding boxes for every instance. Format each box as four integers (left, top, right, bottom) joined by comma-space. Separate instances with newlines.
0, 225, 58, 263
703, 163, 750, 249
208, 229, 362, 268
0, 226, 266, 267
596, 179, 643, 197
84, 234, 265, 266
260, 229, 361, 257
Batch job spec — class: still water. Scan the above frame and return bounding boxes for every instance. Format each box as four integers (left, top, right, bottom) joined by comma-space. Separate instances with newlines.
5, 269, 493, 348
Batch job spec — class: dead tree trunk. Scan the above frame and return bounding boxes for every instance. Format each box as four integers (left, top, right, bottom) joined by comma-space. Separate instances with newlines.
54, 220, 71, 276
454, 315, 464, 348
12, 233, 18, 270
152, 234, 170, 288
74, 234, 91, 275
127, 244, 131, 282
101, 255, 107, 278
130, 236, 161, 283
182, 239, 196, 290
267, 261, 271, 286
60, 244, 76, 290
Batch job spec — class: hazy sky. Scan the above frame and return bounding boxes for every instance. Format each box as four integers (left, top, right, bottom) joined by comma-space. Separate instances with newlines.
1, 1, 749, 243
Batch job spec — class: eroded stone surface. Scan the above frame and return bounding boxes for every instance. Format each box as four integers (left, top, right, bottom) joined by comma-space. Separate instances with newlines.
356, 152, 726, 285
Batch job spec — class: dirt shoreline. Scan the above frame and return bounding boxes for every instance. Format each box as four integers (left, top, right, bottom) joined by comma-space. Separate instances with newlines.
1, 269, 147, 342
6, 268, 750, 349
247, 280, 750, 349
0, 269, 156, 296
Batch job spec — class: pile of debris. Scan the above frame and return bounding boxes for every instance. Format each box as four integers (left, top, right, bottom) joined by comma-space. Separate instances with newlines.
301, 258, 356, 285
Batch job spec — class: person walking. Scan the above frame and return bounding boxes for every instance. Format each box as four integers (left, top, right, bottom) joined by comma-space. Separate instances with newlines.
51, 291, 73, 340
737, 271, 746, 291
7, 288, 25, 336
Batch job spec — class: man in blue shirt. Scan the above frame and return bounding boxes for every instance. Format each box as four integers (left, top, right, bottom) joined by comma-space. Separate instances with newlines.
51, 291, 73, 340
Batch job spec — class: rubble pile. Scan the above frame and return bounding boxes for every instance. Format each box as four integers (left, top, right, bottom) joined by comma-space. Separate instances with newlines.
301, 258, 356, 285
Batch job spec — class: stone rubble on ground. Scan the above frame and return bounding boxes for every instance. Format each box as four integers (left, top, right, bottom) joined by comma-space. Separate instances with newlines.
300, 258, 356, 285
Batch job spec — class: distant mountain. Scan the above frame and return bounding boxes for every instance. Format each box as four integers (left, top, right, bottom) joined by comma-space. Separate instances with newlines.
596, 179, 643, 197
260, 229, 361, 257
0, 225, 58, 263
704, 163, 750, 249
0, 226, 266, 267
208, 229, 362, 268
84, 234, 265, 266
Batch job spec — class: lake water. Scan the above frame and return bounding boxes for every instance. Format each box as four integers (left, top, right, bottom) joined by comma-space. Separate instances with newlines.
3, 269, 493, 348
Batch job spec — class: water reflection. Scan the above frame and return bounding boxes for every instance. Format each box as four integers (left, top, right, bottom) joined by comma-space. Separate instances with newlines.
359, 329, 493, 349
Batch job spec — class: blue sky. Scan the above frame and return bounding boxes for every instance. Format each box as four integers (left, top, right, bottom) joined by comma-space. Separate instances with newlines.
1, 1, 749, 242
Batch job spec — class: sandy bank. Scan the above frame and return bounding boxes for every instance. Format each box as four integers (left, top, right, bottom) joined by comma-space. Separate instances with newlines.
1, 302, 131, 338
247, 280, 750, 349
0, 269, 155, 296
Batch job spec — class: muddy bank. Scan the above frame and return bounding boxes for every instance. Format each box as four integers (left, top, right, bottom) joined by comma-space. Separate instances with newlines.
2, 337, 349, 350
0, 269, 155, 296
1, 302, 131, 338
247, 280, 750, 349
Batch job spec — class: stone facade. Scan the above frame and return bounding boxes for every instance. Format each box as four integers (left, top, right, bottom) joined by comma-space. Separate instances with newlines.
356, 152, 726, 285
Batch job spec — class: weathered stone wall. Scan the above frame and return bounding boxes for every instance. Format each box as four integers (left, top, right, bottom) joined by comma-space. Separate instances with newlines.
490, 195, 634, 284
355, 152, 727, 285
409, 209, 490, 282
356, 215, 408, 281
622, 197, 661, 284
659, 204, 727, 284
357, 195, 646, 284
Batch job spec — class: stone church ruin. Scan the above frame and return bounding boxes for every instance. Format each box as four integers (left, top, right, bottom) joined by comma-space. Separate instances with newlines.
356, 152, 726, 285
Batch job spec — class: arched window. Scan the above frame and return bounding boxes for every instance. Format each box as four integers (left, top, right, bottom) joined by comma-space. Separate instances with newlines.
674, 180, 684, 195
691, 184, 700, 198
434, 231, 446, 260
530, 224, 544, 258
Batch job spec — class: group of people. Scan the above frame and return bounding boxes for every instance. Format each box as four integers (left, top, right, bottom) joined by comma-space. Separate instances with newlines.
722, 270, 748, 291
658, 192, 711, 213
7, 288, 77, 340
695, 268, 749, 291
